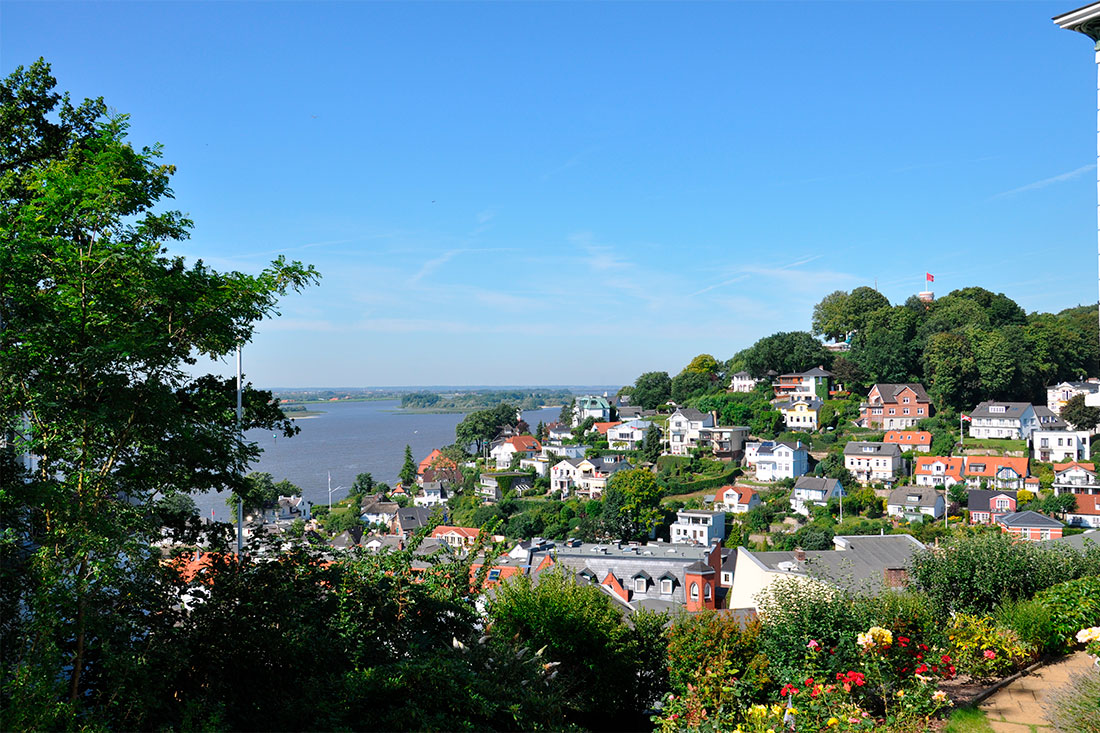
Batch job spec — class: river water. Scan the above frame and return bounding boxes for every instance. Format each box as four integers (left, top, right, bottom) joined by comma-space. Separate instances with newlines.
193, 400, 561, 521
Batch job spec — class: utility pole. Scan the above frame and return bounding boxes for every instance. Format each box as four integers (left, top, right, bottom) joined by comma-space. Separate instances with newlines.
236, 345, 243, 557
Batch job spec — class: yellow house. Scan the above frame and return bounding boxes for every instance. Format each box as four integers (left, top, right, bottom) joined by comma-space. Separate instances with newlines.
780, 396, 822, 432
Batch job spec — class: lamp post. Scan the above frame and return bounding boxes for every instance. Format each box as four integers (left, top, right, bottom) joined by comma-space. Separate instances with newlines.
327, 471, 346, 509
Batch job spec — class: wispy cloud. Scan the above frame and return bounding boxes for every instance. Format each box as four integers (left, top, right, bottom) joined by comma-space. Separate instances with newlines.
990, 164, 1094, 200
407, 247, 518, 284
689, 253, 827, 297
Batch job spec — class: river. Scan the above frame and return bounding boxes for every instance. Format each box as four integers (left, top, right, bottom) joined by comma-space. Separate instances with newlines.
193, 400, 562, 521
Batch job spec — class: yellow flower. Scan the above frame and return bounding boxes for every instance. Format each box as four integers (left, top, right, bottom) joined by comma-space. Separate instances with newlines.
827, 717, 839, 727
896, 689, 906, 698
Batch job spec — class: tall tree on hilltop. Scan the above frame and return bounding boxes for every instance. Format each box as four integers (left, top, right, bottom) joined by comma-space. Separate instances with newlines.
631, 371, 672, 410
742, 331, 831, 377
1061, 394, 1100, 432
399, 445, 418, 488
0, 60, 318, 726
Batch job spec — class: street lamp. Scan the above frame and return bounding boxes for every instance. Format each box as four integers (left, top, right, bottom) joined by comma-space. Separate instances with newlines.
327, 471, 346, 509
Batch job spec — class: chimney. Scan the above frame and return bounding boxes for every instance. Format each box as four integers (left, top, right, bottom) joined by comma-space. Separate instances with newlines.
794, 547, 806, 562
884, 567, 909, 589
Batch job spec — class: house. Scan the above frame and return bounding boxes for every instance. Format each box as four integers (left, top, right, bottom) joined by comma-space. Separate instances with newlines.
1066, 494, 1100, 528
967, 489, 1018, 525
1053, 462, 1099, 495
1047, 380, 1100, 416
669, 510, 727, 545
430, 525, 484, 550
861, 383, 933, 429
790, 476, 845, 515
518, 455, 551, 477
361, 497, 400, 526
550, 458, 582, 495
666, 408, 714, 456
547, 423, 574, 444
719, 547, 737, 588
394, 506, 434, 536
574, 395, 612, 423
729, 371, 762, 393
696, 425, 751, 461
713, 484, 760, 514
996, 510, 1065, 542
417, 448, 460, 485
772, 366, 833, 401
843, 441, 903, 484
478, 472, 533, 502
413, 480, 448, 507
617, 406, 659, 420
728, 535, 927, 611
1031, 430, 1090, 463
886, 486, 945, 520
884, 430, 933, 453
913, 456, 966, 489
779, 396, 822, 432
607, 419, 656, 451
528, 539, 724, 612
745, 440, 809, 481
548, 456, 631, 499
964, 456, 1031, 490
266, 494, 309, 522
1034, 406, 1068, 431
967, 402, 1039, 440
490, 435, 542, 469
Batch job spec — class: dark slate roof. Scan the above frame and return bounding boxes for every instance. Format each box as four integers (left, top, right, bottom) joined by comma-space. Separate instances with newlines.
732, 371, 753, 378
843, 441, 902, 458
674, 407, 709, 422
969, 401, 1034, 420
1041, 530, 1100, 551
886, 486, 941, 509
397, 506, 432, 530
1033, 406, 1067, 430
967, 489, 1017, 513
801, 367, 833, 377
755, 440, 808, 456
996, 510, 1065, 529
685, 560, 715, 574
870, 383, 931, 402
792, 476, 842, 494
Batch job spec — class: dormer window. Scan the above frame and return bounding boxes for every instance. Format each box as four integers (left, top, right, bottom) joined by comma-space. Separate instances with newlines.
990, 406, 1006, 414
661, 578, 673, 594
634, 578, 647, 593
488, 569, 501, 581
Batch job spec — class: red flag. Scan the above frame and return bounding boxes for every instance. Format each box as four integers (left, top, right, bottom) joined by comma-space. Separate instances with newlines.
926, 273, 934, 282
961, 414, 971, 422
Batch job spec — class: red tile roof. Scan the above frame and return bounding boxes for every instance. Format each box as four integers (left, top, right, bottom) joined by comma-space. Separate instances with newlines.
965, 456, 1029, 478
593, 422, 622, 435
914, 456, 965, 481
506, 435, 542, 452
717, 484, 756, 506
884, 430, 932, 446
1054, 461, 1095, 473
431, 525, 481, 540
418, 448, 457, 475
1072, 494, 1100, 516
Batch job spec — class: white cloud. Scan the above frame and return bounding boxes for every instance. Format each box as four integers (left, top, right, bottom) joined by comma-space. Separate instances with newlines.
990, 164, 1094, 199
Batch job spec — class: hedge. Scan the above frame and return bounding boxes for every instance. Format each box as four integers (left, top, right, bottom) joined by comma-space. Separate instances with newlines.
662, 466, 741, 497
1032, 575, 1100, 652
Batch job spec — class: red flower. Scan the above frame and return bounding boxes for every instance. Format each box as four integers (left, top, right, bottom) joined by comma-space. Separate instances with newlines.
916, 653, 924, 660
805, 678, 814, 687
941, 654, 952, 664
948, 665, 956, 677
919, 643, 929, 651
898, 636, 910, 647
915, 664, 928, 674
781, 684, 799, 697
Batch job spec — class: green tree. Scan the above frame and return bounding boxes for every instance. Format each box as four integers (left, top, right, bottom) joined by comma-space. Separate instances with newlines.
632, 371, 672, 410
671, 369, 712, 404
602, 468, 663, 541
742, 331, 830, 377
812, 290, 851, 342
352, 471, 375, 496
399, 444, 417, 487
1061, 393, 1100, 431
683, 353, 720, 375
641, 424, 663, 463
455, 403, 518, 455
0, 60, 318, 725
559, 397, 576, 426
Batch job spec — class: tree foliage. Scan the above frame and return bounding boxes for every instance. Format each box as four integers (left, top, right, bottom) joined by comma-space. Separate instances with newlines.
631, 371, 672, 410
454, 403, 518, 455
742, 331, 831, 378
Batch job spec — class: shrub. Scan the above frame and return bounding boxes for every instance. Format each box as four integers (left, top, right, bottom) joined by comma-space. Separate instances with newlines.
945, 614, 1032, 681
1033, 575, 1100, 653
665, 610, 770, 710
994, 598, 1058, 656
1041, 669, 1100, 733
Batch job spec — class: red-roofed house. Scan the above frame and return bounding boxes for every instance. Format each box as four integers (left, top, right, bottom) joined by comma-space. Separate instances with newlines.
418, 449, 460, 485
914, 456, 966, 488
490, 435, 542, 469
713, 484, 761, 514
1053, 462, 1098, 495
884, 430, 933, 453
1066, 493, 1100, 528
964, 456, 1030, 490
590, 421, 622, 436
431, 525, 482, 549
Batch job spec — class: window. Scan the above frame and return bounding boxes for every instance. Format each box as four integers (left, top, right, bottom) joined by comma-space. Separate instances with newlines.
995, 498, 1009, 510
917, 408, 924, 415
888, 408, 896, 415
903, 397, 910, 404
903, 408, 910, 415
634, 578, 647, 593
488, 569, 501, 581
661, 578, 673, 594
690, 583, 699, 601
704, 583, 712, 600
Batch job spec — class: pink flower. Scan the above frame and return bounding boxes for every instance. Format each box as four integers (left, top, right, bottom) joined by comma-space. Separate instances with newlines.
983, 650, 997, 660
807, 639, 821, 650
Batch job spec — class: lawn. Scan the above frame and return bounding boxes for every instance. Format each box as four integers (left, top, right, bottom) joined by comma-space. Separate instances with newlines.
962, 437, 1026, 452
945, 706, 994, 733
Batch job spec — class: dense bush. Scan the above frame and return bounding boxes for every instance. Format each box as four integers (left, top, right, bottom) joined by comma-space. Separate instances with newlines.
994, 598, 1059, 656
1033, 575, 1100, 653
909, 532, 1100, 614
945, 614, 1033, 681
666, 611, 770, 703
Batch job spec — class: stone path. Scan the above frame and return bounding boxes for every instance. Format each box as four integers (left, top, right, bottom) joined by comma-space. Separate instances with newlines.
979, 652, 1095, 732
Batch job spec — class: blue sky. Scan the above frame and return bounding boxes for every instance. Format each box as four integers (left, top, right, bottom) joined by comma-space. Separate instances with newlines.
3, 1, 1096, 387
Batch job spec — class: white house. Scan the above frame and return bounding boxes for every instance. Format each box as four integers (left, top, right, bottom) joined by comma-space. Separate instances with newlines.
1053, 461, 1098, 495
1031, 430, 1090, 463
1066, 494, 1100, 527
843, 442, 903, 484
670, 510, 727, 545
713, 484, 760, 514
550, 458, 582, 495
729, 371, 761, 393
549, 456, 631, 499
790, 476, 844, 515
607, 419, 655, 451
413, 481, 448, 507
489, 435, 542, 470
967, 402, 1040, 440
886, 486, 945, 520
666, 408, 714, 456
1047, 380, 1100, 415
913, 456, 966, 489
745, 440, 809, 481
574, 395, 611, 423
779, 396, 822, 432
547, 423, 573, 444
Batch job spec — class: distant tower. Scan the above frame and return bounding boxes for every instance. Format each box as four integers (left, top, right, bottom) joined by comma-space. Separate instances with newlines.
917, 290, 934, 303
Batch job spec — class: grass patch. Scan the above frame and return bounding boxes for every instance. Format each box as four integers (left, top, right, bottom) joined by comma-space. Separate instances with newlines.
962, 437, 1026, 452
946, 705, 994, 733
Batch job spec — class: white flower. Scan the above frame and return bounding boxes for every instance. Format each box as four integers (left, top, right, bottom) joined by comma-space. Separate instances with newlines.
1076, 627, 1100, 643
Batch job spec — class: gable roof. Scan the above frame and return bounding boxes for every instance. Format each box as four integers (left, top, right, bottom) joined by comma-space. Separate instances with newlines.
996, 510, 1064, 529
843, 441, 902, 458
969, 401, 1034, 420
592, 421, 622, 435
792, 476, 842, 495
967, 489, 1017, 513
914, 456, 965, 480
964, 455, 1029, 478
869, 383, 931, 402
717, 484, 756, 505
1033, 406, 1067, 429
1054, 461, 1096, 474
1072, 494, 1100, 516
431, 525, 481, 540
397, 506, 432, 530
672, 407, 709, 422
886, 486, 941, 508
503, 435, 541, 452
884, 430, 932, 446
